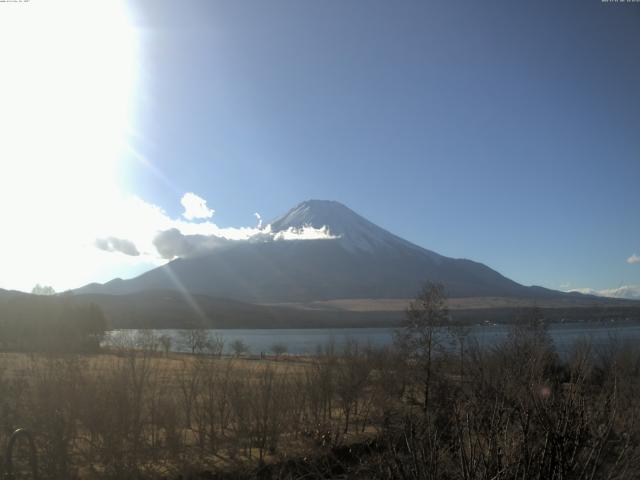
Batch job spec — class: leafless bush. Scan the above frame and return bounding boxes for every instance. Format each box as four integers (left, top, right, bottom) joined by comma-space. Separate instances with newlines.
270, 343, 287, 360
181, 329, 210, 355
230, 339, 249, 358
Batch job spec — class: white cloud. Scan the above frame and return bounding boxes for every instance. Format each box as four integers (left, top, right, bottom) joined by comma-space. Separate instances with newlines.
568, 288, 599, 296
272, 225, 336, 241
95, 236, 140, 256
90, 193, 339, 261
0, 183, 339, 292
181, 192, 215, 220
627, 253, 640, 265
153, 228, 230, 259
151, 223, 339, 260
569, 285, 640, 300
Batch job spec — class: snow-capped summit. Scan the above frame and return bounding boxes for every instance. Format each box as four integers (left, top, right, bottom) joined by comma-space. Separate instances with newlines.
269, 200, 438, 256
270, 200, 365, 232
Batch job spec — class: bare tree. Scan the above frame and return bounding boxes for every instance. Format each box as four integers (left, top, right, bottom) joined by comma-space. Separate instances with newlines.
270, 342, 288, 360
135, 330, 160, 355
230, 339, 249, 357
31, 284, 56, 295
181, 329, 209, 355
395, 282, 449, 414
158, 334, 172, 356
448, 321, 471, 387
205, 332, 225, 357
335, 339, 372, 433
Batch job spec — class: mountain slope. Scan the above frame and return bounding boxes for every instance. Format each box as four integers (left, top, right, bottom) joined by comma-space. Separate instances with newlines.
71, 290, 401, 329
75, 200, 568, 302
68, 290, 640, 329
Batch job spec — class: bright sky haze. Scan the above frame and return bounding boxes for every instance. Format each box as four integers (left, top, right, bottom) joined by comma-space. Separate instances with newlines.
0, 0, 638, 295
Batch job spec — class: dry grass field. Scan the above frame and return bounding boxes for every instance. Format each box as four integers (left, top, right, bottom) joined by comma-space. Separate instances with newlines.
0, 342, 390, 479
272, 295, 639, 312
2, 300, 640, 479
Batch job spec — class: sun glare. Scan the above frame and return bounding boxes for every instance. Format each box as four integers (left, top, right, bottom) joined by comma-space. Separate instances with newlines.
0, 0, 138, 290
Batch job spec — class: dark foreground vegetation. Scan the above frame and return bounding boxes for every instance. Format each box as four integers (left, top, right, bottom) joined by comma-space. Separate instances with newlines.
0, 294, 106, 352
0, 284, 639, 479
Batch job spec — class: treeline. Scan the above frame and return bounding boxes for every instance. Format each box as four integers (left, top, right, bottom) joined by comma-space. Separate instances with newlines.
0, 294, 106, 351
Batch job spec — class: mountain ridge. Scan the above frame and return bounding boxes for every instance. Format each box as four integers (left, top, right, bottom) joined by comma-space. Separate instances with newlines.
74, 199, 571, 303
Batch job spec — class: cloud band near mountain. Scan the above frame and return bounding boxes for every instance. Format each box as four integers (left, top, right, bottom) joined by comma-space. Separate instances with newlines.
95, 236, 140, 256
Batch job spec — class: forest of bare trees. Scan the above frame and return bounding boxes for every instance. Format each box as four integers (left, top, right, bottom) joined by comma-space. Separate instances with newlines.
0, 285, 639, 479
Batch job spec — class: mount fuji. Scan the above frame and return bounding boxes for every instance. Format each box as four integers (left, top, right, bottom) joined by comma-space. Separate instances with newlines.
76, 200, 565, 302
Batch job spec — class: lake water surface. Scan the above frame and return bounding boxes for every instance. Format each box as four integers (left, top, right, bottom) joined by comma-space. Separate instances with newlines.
106, 321, 640, 355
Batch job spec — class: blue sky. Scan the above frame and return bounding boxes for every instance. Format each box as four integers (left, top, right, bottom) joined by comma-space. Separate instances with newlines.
122, 0, 640, 292
0, 0, 638, 293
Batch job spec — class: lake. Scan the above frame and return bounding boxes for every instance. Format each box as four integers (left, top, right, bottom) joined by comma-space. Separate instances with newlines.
105, 321, 640, 355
